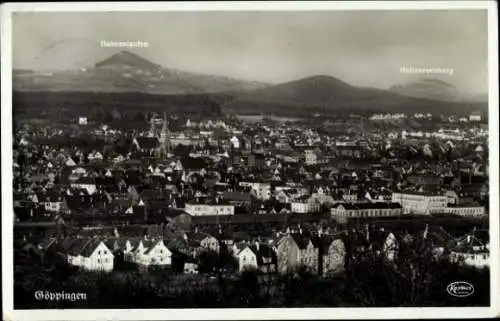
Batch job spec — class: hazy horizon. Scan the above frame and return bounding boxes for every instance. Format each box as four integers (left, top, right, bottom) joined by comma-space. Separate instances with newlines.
12, 10, 488, 94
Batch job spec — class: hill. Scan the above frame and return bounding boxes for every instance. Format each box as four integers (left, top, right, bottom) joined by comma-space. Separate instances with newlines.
13, 51, 269, 95
13, 91, 228, 122
223, 75, 488, 116
388, 78, 488, 103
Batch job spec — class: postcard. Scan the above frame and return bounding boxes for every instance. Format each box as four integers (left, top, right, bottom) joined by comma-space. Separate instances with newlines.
1, 1, 498, 320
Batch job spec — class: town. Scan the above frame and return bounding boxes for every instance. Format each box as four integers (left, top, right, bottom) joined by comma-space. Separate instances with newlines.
7, 4, 494, 314
13, 108, 489, 281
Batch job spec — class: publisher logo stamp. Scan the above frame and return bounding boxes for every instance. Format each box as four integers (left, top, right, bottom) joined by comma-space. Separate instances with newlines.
447, 282, 474, 297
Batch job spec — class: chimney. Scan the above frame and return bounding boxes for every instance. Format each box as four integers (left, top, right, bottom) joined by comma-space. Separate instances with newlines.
114, 228, 120, 238
255, 241, 260, 252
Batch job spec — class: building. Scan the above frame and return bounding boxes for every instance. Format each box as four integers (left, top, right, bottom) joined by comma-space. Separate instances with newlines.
185, 232, 220, 256
63, 238, 114, 272
445, 204, 486, 217
125, 239, 172, 267
247, 153, 266, 168
233, 244, 258, 272
159, 112, 171, 155
381, 232, 399, 262
276, 233, 320, 274
291, 195, 321, 214
469, 111, 482, 122
70, 177, 97, 195
253, 243, 278, 274
183, 261, 199, 274
330, 202, 403, 220
450, 231, 489, 268
184, 202, 235, 216
240, 182, 271, 200
304, 150, 318, 165
321, 235, 346, 276
40, 192, 68, 213
78, 117, 88, 125
391, 192, 447, 214
221, 191, 252, 207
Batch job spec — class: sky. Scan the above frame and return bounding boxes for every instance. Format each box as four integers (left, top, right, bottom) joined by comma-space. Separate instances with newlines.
12, 10, 488, 93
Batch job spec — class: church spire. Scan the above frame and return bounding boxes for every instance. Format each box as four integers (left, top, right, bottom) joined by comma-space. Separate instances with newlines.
148, 114, 156, 137
160, 112, 170, 155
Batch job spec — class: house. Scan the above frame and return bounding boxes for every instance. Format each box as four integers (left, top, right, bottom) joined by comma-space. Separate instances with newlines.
70, 177, 97, 195
291, 195, 321, 214
276, 233, 320, 274
275, 189, 293, 204
63, 237, 114, 272
342, 193, 358, 202
40, 191, 68, 213
252, 243, 278, 274
200, 234, 220, 253
304, 150, 318, 165
221, 191, 252, 207
450, 230, 489, 268
469, 111, 482, 122
78, 117, 88, 125
185, 232, 220, 256
337, 145, 365, 159
320, 235, 346, 276
246, 182, 272, 200
126, 238, 172, 267
230, 136, 240, 149
183, 261, 199, 274
391, 192, 447, 214
445, 190, 460, 205
233, 243, 258, 272
248, 153, 266, 168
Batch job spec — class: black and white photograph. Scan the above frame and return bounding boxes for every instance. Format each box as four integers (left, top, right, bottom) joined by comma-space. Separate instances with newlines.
2, 1, 499, 320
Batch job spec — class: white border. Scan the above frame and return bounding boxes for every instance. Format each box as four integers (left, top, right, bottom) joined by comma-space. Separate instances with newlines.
1, 1, 498, 320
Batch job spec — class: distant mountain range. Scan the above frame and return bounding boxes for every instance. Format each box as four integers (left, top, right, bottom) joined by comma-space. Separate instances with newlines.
13, 51, 269, 94
13, 51, 487, 116
223, 75, 487, 116
389, 78, 487, 103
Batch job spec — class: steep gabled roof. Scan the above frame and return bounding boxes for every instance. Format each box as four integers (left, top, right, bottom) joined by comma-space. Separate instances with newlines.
181, 157, 208, 171
250, 243, 277, 265
144, 240, 168, 255
135, 137, 160, 149
80, 239, 109, 257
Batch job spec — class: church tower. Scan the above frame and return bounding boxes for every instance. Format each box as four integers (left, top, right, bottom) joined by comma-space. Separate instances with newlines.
148, 115, 156, 137
160, 112, 171, 155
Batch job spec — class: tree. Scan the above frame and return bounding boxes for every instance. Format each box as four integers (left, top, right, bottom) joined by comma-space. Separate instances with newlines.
197, 250, 219, 274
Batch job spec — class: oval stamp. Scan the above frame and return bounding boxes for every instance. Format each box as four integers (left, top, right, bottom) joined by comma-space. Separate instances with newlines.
447, 281, 474, 298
